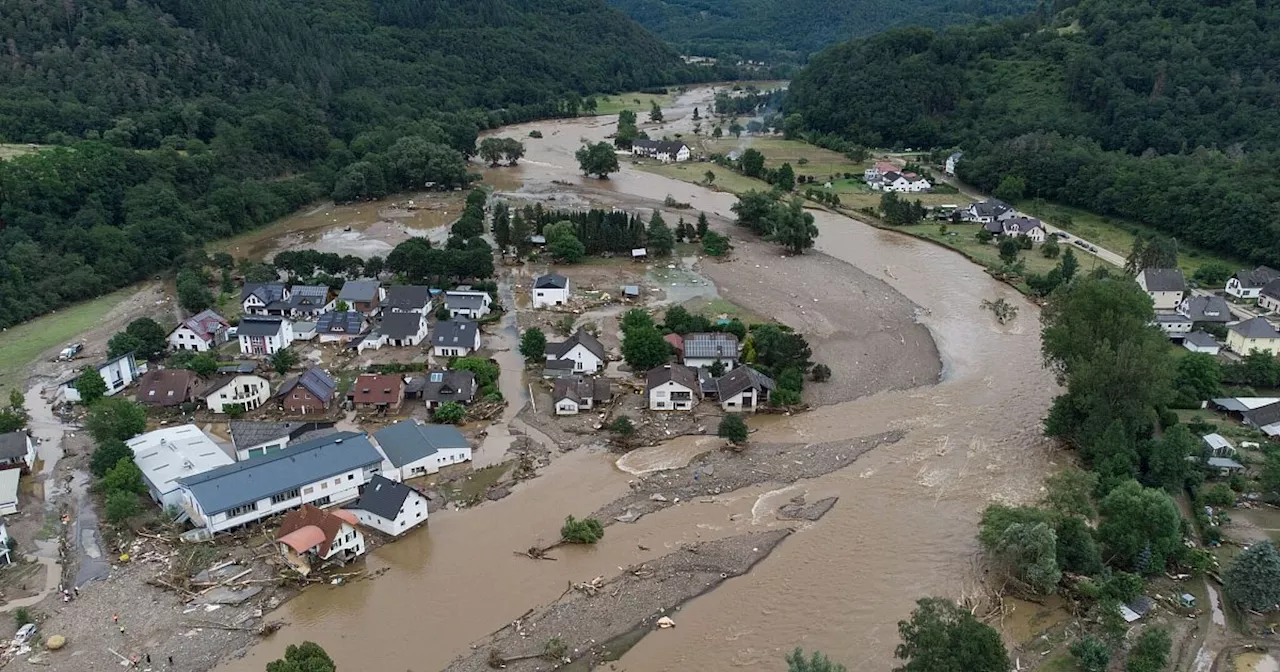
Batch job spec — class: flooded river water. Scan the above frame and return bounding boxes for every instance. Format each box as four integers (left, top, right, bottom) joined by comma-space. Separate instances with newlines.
219, 87, 1059, 672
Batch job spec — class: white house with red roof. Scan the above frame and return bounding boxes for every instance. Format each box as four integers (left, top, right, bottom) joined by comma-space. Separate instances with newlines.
168, 310, 231, 353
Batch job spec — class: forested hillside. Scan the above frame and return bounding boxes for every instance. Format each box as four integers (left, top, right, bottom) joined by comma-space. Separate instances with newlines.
786, 0, 1280, 265
0, 0, 715, 328
606, 0, 1038, 62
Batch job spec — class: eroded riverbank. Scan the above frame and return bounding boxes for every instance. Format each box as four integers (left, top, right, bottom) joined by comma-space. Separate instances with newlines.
212, 84, 1056, 672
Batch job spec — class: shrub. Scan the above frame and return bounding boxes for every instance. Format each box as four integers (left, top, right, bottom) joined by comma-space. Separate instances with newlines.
718, 415, 748, 444
561, 515, 604, 544
90, 440, 133, 478
811, 364, 832, 382
609, 416, 635, 436
13, 607, 32, 627
1202, 483, 1236, 507
529, 130, 543, 138
434, 402, 466, 424
105, 490, 141, 524
1069, 636, 1109, 672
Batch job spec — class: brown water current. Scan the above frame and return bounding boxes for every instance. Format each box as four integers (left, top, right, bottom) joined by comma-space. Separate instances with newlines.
218, 86, 1060, 672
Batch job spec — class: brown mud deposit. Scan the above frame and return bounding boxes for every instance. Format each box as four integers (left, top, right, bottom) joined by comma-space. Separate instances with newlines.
444, 530, 793, 672
597, 432, 904, 525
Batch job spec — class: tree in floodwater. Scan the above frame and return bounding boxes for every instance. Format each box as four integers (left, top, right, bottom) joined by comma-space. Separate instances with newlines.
575, 142, 619, 178
266, 641, 336, 672
786, 648, 847, 672
894, 597, 1009, 672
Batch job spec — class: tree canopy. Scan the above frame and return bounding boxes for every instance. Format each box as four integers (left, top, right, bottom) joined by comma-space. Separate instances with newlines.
1225, 541, 1280, 612
266, 641, 335, 672
894, 597, 1009, 672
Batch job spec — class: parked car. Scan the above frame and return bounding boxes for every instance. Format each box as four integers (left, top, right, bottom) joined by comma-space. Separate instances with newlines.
14, 623, 37, 646
1073, 240, 1087, 248
1051, 231, 1069, 239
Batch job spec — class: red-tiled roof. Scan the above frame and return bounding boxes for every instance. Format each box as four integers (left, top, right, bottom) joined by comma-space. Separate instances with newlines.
350, 374, 404, 405
275, 504, 353, 556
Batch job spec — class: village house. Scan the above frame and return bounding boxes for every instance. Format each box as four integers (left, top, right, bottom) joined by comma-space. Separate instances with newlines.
682, 332, 741, 370
872, 171, 932, 193
338, 279, 385, 316
532, 273, 571, 308
178, 431, 384, 535
275, 505, 365, 576
1202, 433, 1236, 458
230, 421, 333, 461
1136, 269, 1187, 311
1182, 331, 1221, 356
168, 310, 231, 352
631, 139, 691, 162
314, 311, 366, 345
60, 352, 142, 403
553, 376, 612, 415
128, 425, 236, 511
1227, 317, 1280, 356
420, 369, 477, 410
383, 285, 434, 314
983, 216, 1046, 243
545, 329, 606, 373
349, 374, 405, 413
135, 368, 199, 408
960, 199, 1014, 225
199, 372, 272, 414
0, 431, 36, 472
237, 316, 294, 356
1179, 295, 1233, 325
715, 366, 775, 413
372, 419, 472, 480
276, 367, 338, 414
0, 470, 19, 515
444, 290, 492, 319
1227, 266, 1280, 300
241, 283, 289, 316
945, 152, 962, 175
379, 311, 429, 348
1154, 313, 1193, 338
432, 320, 481, 357
1260, 280, 1280, 313
862, 161, 898, 183
343, 474, 430, 537
646, 364, 701, 411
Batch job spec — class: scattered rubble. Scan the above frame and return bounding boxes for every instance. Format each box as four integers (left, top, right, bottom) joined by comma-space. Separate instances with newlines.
777, 495, 839, 521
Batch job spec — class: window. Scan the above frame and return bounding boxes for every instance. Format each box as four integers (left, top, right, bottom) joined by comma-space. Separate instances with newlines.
271, 489, 300, 505
333, 478, 341, 485
321, 482, 328, 490
347, 474, 355, 481
227, 502, 258, 517
303, 487, 314, 495
313, 495, 331, 506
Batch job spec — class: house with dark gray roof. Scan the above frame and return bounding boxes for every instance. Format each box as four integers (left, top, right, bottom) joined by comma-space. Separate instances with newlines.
241, 283, 289, 316
1260, 279, 1280, 313
545, 329, 606, 373
646, 364, 701, 411
0, 431, 35, 471
372, 420, 472, 479
419, 370, 477, 409
1182, 331, 1221, 355
229, 420, 334, 461
1227, 266, 1280, 299
379, 311, 428, 347
1179, 295, 1233, 324
552, 376, 612, 415
278, 367, 338, 414
444, 290, 492, 319
682, 333, 741, 370
532, 273, 571, 308
960, 199, 1013, 224
237, 316, 294, 356
384, 285, 433, 314
315, 311, 366, 344
58, 352, 141, 403
338, 279, 385, 316
715, 366, 776, 413
178, 431, 384, 534
432, 320, 481, 357
630, 139, 691, 162
343, 474, 430, 537
1228, 317, 1280, 356
1136, 268, 1186, 310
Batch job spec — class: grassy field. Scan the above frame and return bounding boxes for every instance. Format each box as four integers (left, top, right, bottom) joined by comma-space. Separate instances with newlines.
636, 161, 767, 195
592, 90, 678, 116
895, 223, 1063, 281
682, 296, 772, 325
698, 137, 866, 178
0, 288, 135, 398
0, 143, 41, 161
1016, 200, 1246, 278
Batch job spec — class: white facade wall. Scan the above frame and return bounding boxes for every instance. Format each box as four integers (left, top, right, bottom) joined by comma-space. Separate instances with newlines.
684, 356, 738, 371
396, 446, 473, 478
1147, 290, 1184, 312
721, 388, 763, 413
206, 375, 271, 413
649, 381, 697, 411
238, 321, 295, 356
1227, 278, 1259, 299
533, 287, 571, 309
555, 399, 581, 415
169, 326, 214, 352
548, 344, 603, 373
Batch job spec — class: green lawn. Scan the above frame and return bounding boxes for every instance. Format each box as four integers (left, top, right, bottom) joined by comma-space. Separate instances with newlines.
698, 137, 865, 178
0, 287, 135, 398
1016, 200, 1247, 278
0, 143, 41, 161
592, 90, 678, 117
636, 161, 767, 195
895, 223, 1062, 281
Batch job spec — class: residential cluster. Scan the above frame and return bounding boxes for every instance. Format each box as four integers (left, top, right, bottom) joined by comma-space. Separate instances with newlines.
1134, 264, 1280, 358
864, 161, 933, 193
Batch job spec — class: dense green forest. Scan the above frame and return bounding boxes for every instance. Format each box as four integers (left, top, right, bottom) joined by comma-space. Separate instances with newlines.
0, 0, 724, 329
606, 0, 1039, 62
786, 0, 1280, 265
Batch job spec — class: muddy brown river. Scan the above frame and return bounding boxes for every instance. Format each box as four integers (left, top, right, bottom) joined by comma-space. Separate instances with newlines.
218, 87, 1058, 672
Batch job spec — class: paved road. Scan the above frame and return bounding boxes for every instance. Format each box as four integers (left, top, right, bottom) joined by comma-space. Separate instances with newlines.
935, 174, 1127, 268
